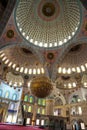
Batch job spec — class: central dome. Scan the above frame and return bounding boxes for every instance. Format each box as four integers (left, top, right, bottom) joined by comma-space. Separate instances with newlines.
15, 0, 81, 49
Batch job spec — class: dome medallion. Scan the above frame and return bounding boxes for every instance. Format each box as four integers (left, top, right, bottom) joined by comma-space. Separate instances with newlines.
38, 0, 60, 21
42, 3, 55, 17
15, 0, 81, 49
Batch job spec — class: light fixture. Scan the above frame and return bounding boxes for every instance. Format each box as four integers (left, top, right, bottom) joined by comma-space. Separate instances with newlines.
30, 76, 53, 98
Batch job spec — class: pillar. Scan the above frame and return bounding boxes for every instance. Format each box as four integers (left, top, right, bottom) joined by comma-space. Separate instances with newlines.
32, 103, 37, 126
46, 98, 54, 115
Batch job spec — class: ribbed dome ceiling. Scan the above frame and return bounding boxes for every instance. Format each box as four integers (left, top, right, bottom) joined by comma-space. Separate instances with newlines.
15, 0, 81, 49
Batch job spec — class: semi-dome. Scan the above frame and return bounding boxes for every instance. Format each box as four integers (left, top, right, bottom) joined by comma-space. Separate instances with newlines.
56, 76, 77, 89
58, 44, 87, 75
0, 46, 44, 75
15, 0, 81, 49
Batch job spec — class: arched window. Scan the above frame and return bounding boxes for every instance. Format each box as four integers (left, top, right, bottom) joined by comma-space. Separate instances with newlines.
42, 99, 46, 106
12, 94, 17, 100
28, 106, 32, 112
78, 106, 82, 115
42, 108, 45, 115
71, 107, 76, 115
5, 91, 10, 98
38, 99, 42, 105
24, 95, 28, 102
29, 96, 34, 103
23, 105, 27, 111
0, 89, 2, 97
9, 103, 15, 110
71, 95, 81, 103
37, 108, 41, 114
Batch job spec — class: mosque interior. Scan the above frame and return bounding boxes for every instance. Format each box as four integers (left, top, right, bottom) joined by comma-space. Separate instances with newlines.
0, 0, 87, 130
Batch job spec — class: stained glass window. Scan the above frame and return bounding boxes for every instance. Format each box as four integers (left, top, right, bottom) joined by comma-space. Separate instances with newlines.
24, 95, 28, 102
42, 109, 45, 115
38, 99, 46, 106
38, 99, 42, 105
29, 96, 34, 103
28, 106, 32, 112
42, 99, 46, 106
37, 108, 40, 114
71, 95, 80, 103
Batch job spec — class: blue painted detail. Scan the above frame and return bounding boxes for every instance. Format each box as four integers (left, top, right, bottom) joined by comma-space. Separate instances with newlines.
0, 82, 22, 101
8, 110, 17, 113
0, 89, 2, 97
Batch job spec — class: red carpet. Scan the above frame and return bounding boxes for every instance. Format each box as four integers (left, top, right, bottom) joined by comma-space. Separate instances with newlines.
0, 123, 44, 130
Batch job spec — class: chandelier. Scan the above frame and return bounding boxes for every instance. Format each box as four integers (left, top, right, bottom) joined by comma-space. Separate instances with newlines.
30, 76, 53, 98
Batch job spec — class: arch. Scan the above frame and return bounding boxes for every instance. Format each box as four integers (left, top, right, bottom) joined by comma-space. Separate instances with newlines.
78, 119, 84, 123
52, 40, 87, 81
71, 119, 80, 130
5, 91, 10, 98
71, 119, 77, 124
70, 106, 77, 115
12, 93, 17, 100
71, 95, 80, 103
55, 98, 63, 106
54, 92, 66, 105
68, 91, 82, 104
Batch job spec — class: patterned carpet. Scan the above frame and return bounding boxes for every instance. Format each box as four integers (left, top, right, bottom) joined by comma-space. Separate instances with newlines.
0, 124, 44, 130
